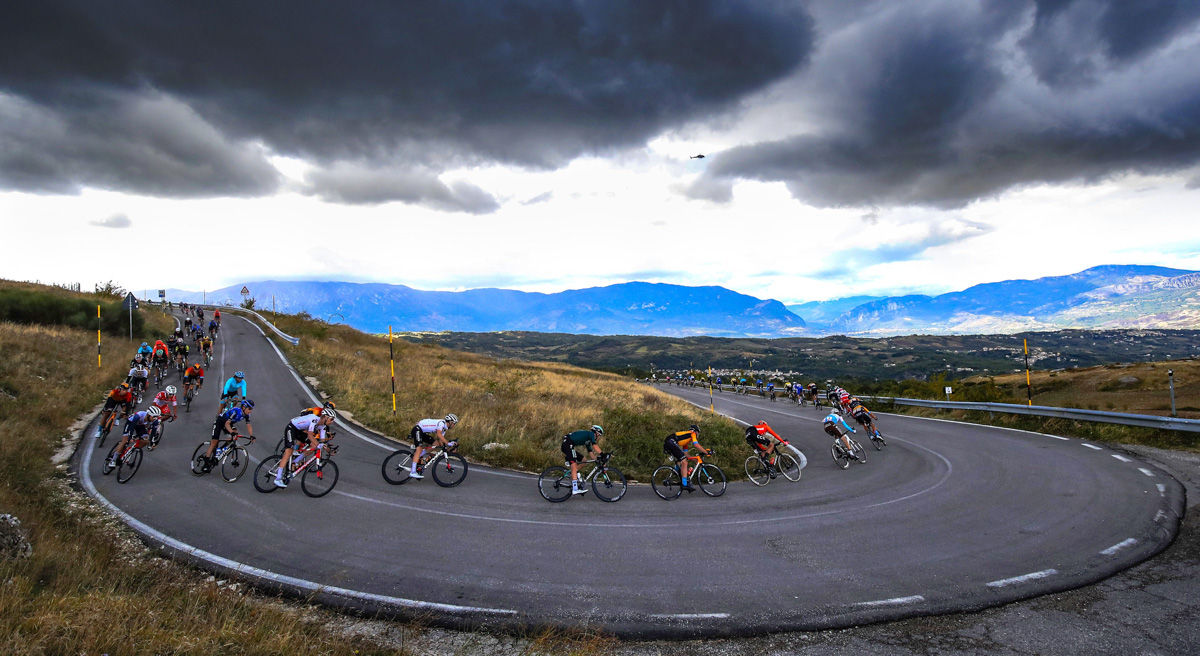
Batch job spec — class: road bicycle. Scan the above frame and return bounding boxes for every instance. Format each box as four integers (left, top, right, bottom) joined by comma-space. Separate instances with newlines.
744, 448, 801, 486
854, 419, 887, 450
651, 452, 726, 500
129, 380, 146, 405
769, 390, 777, 402
102, 432, 153, 484
183, 381, 199, 412
538, 452, 627, 502
831, 436, 867, 469
174, 354, 188, 378
190, 434, 254, 482
152, 360, 169, 388
254, 439, 339, 497
219, 394, 242, 414
209, 325, 219, 341
95, 402, 133, 447
380, 440, 467, 487
202, 348, 213, 367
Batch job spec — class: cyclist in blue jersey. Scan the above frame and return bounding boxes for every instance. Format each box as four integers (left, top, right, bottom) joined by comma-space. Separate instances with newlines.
136, 342, 154, 360
219, 371, 247, 411
822, 409, 858, 459
201, 399, 255, 471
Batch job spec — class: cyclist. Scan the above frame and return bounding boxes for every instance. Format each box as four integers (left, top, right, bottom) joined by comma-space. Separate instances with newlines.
183, 362, 205, 398
190, 322, 204, 344
562, 424, 603, 495
213, 308, 221, 324
136, 341, 154, 361
664, 424, 712, 492
173, 340, 189, 370
126, 362, 150, 398
300, 400, 337, 417
823, 409, 859, 459
152, 385, 180, 423
275, 408, 335, 488
219, 371, 247, 411
809, 383, 820, 407
201, 399, 255, 471
128, 352, 147, 370
107, 406, 162, 468
151, 339, 170, 367
207, 319, 219, 339
184, 316, 193, 332
197, 334, 213, 363
848, 398, 881, 437
410, 413, 459, 479
196, 307, 205, 323
744, 420, 787, 469
95, 383, 135, 437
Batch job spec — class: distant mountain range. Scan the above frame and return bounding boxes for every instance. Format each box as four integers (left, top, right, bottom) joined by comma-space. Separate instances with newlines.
164, 281, 805, 337
163, 265, 1200, 337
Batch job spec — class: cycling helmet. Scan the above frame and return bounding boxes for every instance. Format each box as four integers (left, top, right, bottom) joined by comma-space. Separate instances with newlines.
445, 413, 458, 424
689, 424, 701, 435
234, 371, 244, 380
119, 382, 130, 390
134, 354, 144, 363
320, 408, 336, 418
165, 385, 177, 395
591, 424, 604, 436
241, 399, 255, 409
146, 406, 162, 418
324, 401, 337, 409
832, 409, 842, 416
141, 342, 148, 347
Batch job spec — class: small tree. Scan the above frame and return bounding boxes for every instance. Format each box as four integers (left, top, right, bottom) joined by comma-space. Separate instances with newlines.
240, 296, 258, 310
93, 280, 126, 299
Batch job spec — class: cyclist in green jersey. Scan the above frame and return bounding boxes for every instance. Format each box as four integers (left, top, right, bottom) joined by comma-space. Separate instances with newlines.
561, 425, 604, 496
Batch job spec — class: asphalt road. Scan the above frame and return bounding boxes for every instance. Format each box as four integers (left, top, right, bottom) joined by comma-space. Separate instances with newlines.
74, 312, 1185, 639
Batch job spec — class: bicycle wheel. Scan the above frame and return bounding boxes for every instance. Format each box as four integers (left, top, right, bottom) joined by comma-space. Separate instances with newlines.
592, 465, 627, 502
253, 455, 283, 493
274, 437, 287, 457
97, 418, 111, 447
872, 431, 887, 448
695, 463, 727, 497
776, 453, 801, 481
116, 448, 143, 483
432, 453, 469, 488
537, 466, 573, 502
381, 448, 414, 485
185, 390, 192, 413
745, 455, 770, 486
651, 465, 683, 500
832, 443, 850, 469
852, 440, 867, 464
102, 443, 119, 475
221, 446, 249, 482
301, 460, 339, 497
190, 443, 211, 476
149, 422, 165, 450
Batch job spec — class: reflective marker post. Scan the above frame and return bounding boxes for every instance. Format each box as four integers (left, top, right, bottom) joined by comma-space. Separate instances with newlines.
97, 305, 102, 368
708, 366, 714, 414
1024, 339, 1033, 406
388, 326, 398, 414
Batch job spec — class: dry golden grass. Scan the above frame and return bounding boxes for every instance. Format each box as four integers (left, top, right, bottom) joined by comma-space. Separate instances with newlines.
257, 313, 746, 480
966, 359, 1200, 418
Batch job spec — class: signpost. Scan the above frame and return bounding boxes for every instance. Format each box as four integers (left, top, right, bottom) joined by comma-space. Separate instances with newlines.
944, 386, 953, 401
121, 292, 139, 341
240, 285, 250, 307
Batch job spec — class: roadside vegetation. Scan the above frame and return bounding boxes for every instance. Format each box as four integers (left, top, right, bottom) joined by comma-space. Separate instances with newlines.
852, 362, 1200, 451
254, 311, 747, 481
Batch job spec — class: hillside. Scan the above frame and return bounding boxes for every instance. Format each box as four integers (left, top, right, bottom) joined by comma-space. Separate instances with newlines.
165, 280, 805, 338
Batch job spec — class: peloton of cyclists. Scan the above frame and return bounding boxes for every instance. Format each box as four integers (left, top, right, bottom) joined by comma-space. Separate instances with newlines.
664, 424, 712, 492
410, 413, 459, 480
562, 424, 604, 495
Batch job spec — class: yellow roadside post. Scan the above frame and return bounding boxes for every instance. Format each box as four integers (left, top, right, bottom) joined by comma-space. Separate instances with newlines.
97, 304, 102, 368
389, 326, 397, 415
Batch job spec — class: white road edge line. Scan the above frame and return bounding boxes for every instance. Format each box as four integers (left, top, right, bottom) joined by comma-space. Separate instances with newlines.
1082, 443, 1102, 450
1138, 468, 1157, 477
855, 595, 925, 607
77, 422, 516, 616
650, 613, 730, 620
245, 316, 529, 479
1100, 538, 1138, 555
986, 569, 1057, 588
1112, 454, 1133, 463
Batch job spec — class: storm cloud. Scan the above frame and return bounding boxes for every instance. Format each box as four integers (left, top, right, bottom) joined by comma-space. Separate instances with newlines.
692, 0, 1200, 209
0, 1, 814, 201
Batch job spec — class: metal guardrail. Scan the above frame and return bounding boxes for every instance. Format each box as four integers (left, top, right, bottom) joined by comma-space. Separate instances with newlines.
148, 301, 300, 346
860, 396, 1200, 433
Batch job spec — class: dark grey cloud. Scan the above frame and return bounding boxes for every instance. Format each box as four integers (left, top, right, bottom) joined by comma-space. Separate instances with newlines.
303, 164, 499, 214
689, 0, 1200, 209
0, 1, 814, 198
0, 91, 279, 197
88, 213, 131, 229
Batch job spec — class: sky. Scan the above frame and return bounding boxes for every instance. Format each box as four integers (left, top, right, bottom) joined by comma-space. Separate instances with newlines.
3, 0, 1200, 305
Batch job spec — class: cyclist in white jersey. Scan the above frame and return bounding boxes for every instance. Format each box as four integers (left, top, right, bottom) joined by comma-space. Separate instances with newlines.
409, 414, 458, 479
276, 408, 335, 488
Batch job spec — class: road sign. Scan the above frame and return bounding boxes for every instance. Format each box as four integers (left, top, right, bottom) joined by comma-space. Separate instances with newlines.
240, 286, 250, 295
158, 289, 166, 298
944, 386, 953, 395
121, 292, 139, 310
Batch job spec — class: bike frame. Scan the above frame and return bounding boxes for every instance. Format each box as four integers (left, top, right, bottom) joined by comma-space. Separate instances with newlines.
284, 439, 333, 478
